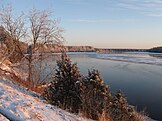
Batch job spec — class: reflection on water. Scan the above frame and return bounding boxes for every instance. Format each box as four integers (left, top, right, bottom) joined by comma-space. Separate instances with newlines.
64, 52, 162, 120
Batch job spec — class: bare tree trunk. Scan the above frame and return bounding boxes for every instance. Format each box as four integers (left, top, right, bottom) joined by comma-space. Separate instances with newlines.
28, 55, 32, 83
27, 45, 33, 84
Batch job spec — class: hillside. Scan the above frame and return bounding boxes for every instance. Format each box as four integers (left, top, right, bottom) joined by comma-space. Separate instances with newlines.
0, 79, 92, 121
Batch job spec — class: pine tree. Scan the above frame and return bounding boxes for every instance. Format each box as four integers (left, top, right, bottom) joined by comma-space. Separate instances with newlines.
80, 69, 111, 120
44, 53, 82, 113
110, 90, 135, 121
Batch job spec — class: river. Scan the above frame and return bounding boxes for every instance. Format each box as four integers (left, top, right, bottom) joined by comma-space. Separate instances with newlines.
61, 52, 162, 120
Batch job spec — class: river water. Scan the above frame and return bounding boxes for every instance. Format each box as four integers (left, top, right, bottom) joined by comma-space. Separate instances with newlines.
60, 52, 162, 120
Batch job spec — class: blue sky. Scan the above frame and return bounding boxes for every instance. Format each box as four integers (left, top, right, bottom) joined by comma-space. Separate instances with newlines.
0, 0, 162, 49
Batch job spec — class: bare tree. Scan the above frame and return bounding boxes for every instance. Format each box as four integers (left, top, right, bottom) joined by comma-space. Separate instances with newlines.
0, 5, 64, 92
0, 5, 26, 63
25, 8, 64, 87
28, 9, 64, 52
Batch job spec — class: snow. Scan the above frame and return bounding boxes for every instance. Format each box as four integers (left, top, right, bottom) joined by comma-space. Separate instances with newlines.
0, 79, 93, 121
0, 107, 22, 121
0, 63, 12, 72
0, 114, 9, 121
96, 52, 162, 66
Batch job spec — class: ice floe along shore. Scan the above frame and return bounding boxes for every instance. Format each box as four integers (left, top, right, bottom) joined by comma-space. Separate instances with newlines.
51, 51, 162, 66
95, 52, 162, 66
0, 79, 93, 121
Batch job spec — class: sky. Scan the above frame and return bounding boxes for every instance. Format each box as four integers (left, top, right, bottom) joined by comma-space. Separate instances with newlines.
0, 0, 162, 49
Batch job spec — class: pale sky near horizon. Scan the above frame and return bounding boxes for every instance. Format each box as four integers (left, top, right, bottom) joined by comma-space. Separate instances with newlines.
0, 0, 162, 49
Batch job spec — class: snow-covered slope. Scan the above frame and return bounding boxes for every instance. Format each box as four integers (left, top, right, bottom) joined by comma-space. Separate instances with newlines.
0, 79, 92, 121
0, 114, 9, 121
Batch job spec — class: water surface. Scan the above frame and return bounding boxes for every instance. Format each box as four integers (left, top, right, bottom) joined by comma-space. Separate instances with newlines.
66, 52, 162, 120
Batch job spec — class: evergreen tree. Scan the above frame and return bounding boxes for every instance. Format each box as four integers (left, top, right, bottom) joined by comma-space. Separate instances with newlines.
80, 69, 111, 120
110, 90, 135, 121
44, 53, 82, 113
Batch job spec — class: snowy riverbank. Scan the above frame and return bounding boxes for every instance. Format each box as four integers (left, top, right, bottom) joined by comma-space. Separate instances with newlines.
0, 79, 92, 121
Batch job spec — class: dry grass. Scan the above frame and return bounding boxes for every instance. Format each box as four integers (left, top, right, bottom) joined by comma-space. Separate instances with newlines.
0, 68, 46, 94
98, 111, 111, 121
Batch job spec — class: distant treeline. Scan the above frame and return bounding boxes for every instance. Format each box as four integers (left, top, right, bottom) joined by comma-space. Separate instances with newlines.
95, 48, 147, 53
147, 47, 162, 53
